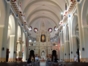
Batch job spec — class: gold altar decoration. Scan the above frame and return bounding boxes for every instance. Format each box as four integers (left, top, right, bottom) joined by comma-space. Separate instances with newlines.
17, 37, 24, 44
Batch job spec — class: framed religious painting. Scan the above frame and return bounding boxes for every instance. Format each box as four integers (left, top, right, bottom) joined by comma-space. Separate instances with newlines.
41, 34, 46, 42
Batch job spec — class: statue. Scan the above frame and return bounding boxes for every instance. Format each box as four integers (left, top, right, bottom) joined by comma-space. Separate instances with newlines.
41, 51, 46, 60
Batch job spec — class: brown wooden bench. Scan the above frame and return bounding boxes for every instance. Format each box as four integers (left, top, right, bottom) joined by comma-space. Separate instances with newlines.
0, 62, 27, 66
61, 62, 88, 66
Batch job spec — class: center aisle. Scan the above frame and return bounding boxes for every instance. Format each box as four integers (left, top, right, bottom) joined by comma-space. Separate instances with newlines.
40, 62, 46, 66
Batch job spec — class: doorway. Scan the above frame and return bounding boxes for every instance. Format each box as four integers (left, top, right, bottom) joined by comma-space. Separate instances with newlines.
76, 37, 80, 62
52, 50, 57, 61
6, 48, 9, 62
29, 50, 35, 59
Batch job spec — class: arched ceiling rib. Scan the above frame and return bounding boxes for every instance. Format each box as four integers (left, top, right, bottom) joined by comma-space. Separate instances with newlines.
18, 0, 69, 6
23, 0, 63, 13
28, 16, 58, 26
27, 9, 60, 22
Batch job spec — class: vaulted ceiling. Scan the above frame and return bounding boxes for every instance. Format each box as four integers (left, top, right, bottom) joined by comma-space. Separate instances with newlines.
17, 0, 70, 39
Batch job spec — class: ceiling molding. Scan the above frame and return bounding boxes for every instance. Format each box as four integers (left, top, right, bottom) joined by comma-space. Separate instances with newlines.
23, 0, 62, 13
27, 9, 60, 22
28, 16, 58, 26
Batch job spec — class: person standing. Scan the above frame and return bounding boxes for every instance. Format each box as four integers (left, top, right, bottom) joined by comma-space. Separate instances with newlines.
74, 55, 77, 62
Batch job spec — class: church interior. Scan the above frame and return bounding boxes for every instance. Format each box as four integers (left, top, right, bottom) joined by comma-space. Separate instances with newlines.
0, 0, 88, 66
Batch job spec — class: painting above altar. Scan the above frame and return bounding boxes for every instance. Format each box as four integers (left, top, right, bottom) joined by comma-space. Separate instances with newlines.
41, 34, 46, 42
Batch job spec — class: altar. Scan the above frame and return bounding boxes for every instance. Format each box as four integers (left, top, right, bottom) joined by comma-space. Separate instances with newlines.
28, 23, 52, 60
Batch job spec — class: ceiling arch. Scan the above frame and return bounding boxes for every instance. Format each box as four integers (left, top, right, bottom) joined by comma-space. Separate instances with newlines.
27, 9, 60, 23
9, 14, 15, 35
18, 0, 69, 6
28, 16, 58, 27
23, 0, 63, 13
17, 0, 69, 39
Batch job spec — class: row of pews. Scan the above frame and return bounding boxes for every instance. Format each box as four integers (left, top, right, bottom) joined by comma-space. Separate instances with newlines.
27, 61, 40, 66
0, 62, 27, 66
0, 61, 88, 66
0, 61, 40, 66
46, 62, 88, 66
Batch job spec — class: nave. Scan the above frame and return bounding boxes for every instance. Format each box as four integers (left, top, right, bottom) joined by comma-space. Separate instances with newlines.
0, 0, 88, 66
40, 62, 46, 66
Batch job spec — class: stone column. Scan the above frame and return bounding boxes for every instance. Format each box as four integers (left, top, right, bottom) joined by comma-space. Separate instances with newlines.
26, 35, 29, 60
60, 45, 63, 61
0, 3, 10, 62
70, 36, 78, 62
82, 27, 88, 62
8, 35, 15, 62
62, 25, 70, 62
22, 44, 26, 62
76, 2, 84, 62
59, 31, 64, 61
17, 37, 23, 62
0, 26, 4, 62
68, 15, 73, 62
64, 41, 69, 62
13, 20, 18, 62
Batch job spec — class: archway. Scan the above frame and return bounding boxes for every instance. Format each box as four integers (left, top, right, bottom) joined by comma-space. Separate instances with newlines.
7, 14, 15, 62
51, 50, 57, 62
29, 50, 35, 61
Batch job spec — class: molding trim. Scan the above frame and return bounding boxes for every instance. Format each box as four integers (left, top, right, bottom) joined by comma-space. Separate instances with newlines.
71, 35, 77, 37
64, 41, 69, 43
0, 25, 4, 28
82, 25, 88, 29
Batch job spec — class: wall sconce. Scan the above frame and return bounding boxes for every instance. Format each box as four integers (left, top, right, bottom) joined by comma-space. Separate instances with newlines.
65, 53, 66, 56
82, 48, 85, 51
71, 51, 73, 54
2, 47, 4, 51
14, 51, 16, 54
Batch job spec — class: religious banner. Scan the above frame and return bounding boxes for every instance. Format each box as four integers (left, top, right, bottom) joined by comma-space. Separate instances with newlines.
41, 34, 46, 42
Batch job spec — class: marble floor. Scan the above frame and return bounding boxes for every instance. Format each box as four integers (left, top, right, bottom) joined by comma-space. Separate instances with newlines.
40, 62, 46, 66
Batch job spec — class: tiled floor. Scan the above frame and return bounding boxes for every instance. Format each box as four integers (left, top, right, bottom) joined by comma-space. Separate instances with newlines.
40, 62, 46, 66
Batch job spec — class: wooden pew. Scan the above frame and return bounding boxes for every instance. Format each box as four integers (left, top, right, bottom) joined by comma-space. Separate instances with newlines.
0, 62, 27, 66
61, 62, 88, 66
46, 62, 88, 66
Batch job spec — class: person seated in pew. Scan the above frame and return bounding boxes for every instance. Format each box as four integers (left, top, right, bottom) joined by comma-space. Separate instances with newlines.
74, 55, 78, 62
27, 57, 32, 66
35, 54, 39, 61
52, 56, 58, 63
31, 56, 35, 62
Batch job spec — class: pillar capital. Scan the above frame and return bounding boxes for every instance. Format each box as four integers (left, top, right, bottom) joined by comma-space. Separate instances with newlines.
10, 35, 15, 37
71, 35, 77, 37
64, 41, 69, 43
